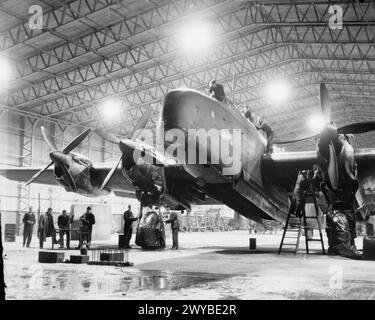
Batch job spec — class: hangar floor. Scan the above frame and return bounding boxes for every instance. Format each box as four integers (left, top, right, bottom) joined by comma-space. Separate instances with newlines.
3, 231, 375, 300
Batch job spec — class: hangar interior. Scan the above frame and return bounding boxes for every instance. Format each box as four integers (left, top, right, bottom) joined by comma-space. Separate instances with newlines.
0, 0, 375, 300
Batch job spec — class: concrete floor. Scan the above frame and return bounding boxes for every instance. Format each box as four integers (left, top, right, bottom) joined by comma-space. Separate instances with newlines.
2, 231, 375, 300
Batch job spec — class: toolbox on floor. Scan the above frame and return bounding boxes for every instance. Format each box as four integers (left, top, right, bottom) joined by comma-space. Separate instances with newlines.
5, 224, 16, 242
100, 252, 124, 262
38, 251, 65, 263
70, 255, 89, 264
363, 236, 375, 260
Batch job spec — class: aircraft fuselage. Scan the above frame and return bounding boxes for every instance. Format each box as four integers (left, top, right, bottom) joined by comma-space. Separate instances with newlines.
161, 88, 290, 223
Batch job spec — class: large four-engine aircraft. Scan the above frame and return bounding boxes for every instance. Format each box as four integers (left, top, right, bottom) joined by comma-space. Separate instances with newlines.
1, 84, 375, 224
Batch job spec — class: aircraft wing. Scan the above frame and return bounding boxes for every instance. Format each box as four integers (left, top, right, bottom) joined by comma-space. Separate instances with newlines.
0, 165, 136, 195
355, 148, 375, 172
261, 151, 318, 192
90, 165, 135, 193
262, 151, 318, 177
262, 148, 375, 192
0, 166, 57, 185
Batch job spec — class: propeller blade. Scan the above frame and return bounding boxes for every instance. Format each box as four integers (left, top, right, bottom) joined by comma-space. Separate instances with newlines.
274, 135, 317, 145
119, 139, 138, 159
328, 142, 338, 190
94, 128, 120, 145
338, 121, 375, 135
101, 155, 123, 190
320, 83, 331, 124
25, 161, 54, 186
41, 127, 58, 151
60, 163, 77, 191
130, 108, 152, 140
63, 128, 92, 154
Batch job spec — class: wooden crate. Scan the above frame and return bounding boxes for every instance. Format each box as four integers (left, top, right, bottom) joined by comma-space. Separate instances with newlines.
5, 224, 16, 242
38, 251, 65, 263
70, 255, 89, 264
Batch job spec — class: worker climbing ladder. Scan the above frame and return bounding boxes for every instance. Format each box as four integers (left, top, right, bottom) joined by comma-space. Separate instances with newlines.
278, 170, 326, 255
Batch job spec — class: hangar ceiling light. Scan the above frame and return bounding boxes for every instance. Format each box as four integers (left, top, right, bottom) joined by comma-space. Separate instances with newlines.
99, 98, 122, 121
307, 113, 326, 132
264, 79, 291, 105
176, 19, 214, 56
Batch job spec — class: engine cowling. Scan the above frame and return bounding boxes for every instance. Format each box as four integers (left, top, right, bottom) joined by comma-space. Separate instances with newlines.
53, 154, 110, 197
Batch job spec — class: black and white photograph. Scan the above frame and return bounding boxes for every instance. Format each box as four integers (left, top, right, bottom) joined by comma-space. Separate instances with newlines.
0, 0, 374, 307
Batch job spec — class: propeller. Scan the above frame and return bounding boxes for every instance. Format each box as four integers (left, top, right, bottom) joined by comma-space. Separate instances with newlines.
130, 108, 152, 140
25, 161, 54, 186
320, 83, 330, 124
276, 82, 375, 144
63, 128, 92, 154
100, 154, 124, 190
59, 158, 77, 191
274, 135, 317, 145
94, 129, 120, 145
319, 84, 339, 190
25, 126, 91, 186
274, 84, 332, 145
96, 108, 153, 190
41, 126, 58, 151
327, 142, 338, 190
274, 83, 339, 189
274, 84, 330, 145
337, 121, 375, 135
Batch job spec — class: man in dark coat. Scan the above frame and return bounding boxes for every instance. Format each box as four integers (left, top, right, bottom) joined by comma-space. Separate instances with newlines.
165, 210, 180, 249
256, 118, 274, 153
292, 170, 311, 217
79, 206, 95, 248
123, 205, 138, 249
23, 206, 35, 248
208, 80, 226, 102
38, 208, 57, 249
58, 210, 71, 249
244, 107, 256, 125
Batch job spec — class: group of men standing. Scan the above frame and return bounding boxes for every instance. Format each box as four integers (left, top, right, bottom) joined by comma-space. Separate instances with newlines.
123, 205, 180, 250
22, 206, 95, 249
22, 204, 178, 250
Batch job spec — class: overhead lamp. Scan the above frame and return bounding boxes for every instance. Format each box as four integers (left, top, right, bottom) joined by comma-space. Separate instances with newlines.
176, 19, 213, 56
99, 98, 122, 121
307, 113, 326, 132
265, 79, 291, 105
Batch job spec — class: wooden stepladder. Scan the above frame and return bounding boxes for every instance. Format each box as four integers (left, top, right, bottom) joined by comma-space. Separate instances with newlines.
278, 172, 326, 255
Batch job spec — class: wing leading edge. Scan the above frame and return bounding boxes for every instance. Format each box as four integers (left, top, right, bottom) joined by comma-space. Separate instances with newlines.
262, 148, 375, 191
0, 165, 136, 196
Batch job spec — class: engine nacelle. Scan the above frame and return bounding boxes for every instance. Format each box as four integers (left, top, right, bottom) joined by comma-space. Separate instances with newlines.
53, 153, 110, 197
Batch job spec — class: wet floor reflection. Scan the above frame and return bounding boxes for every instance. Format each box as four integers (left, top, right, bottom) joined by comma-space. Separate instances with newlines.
5, 264, 231, 299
